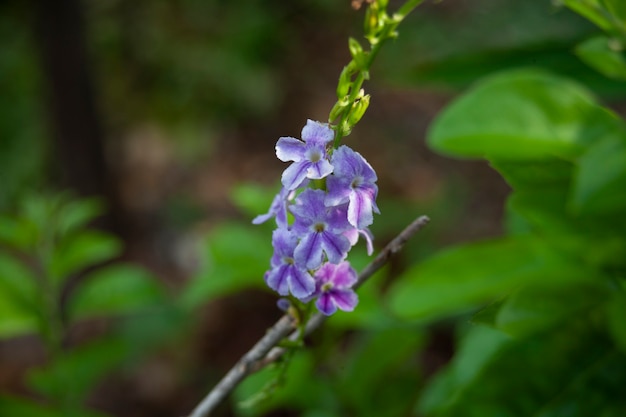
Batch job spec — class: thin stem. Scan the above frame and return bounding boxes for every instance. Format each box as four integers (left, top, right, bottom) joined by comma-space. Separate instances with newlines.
187, 215, 430, 417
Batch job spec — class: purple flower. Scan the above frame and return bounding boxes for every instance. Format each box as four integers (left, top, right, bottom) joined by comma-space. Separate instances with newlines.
291, 189, 352, 270
314, 261, 359, 315
252, 187, 293, 228
275, 120, 335, 190
326, 145, 380, 230
265, 228, 316, 299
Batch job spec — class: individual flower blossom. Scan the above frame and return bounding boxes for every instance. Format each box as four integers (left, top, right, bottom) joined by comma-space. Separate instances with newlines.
325, 145, 380, 230
265, 228, 316, 299
252, 187, 293, 229
313, 261, 359, 315
275, 120, 335, 190
290, 189, 352, 270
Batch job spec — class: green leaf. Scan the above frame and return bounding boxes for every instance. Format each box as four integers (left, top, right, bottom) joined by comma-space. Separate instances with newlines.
419, 319, 626, 417
601, 0, 626, 24
56, 198, 104, 238
338, 327, 424, 417
234, 351, 333, 417
0, 394, 110, 417
69, 264, 165, 320
489, 158, 574, 191
572, 133, 626, 214
563, 0, 613, 30
230, 183, 276, 220
576, 36, 626, 80
27, 338, 129, 402
495, 279, 609, 337
606, 288, 626, 352
179, 222, 271, 309
419, 325, 511, 415
0, 252, 38, 339
0, 215, 38, 250
387, 236, 593, 321
427, 69, 620, 159
50, 231, 122, 283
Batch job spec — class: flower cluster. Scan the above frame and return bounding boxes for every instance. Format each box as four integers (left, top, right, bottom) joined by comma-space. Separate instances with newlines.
254, 120, 379, 315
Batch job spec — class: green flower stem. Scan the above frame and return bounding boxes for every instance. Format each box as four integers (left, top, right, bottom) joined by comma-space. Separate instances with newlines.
331, 0, 427, 147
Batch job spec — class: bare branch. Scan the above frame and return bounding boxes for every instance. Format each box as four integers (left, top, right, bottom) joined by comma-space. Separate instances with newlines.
187, 215, 430, 417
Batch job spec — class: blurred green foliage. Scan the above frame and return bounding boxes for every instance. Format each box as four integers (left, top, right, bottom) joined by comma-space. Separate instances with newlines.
1, 0, 626, 416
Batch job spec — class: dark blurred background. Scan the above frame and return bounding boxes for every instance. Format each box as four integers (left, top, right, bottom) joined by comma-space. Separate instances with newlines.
0, 0, 619, 415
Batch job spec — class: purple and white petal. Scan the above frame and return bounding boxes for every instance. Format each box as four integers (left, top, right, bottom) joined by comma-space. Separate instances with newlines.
329, 289, 358, 312
320, 231, 350, 264
266, 264, 291, 296
276, 137, 305, 162
359, 228, 375, 255
331, 261, 358, 287
348, 189, 374, 229
294, 232, 324, 270
306, 158, 333, 180
316, 293, 337, 316
288, 267, 316, 299
281, 160, 310, 190
301, 119, 334, 145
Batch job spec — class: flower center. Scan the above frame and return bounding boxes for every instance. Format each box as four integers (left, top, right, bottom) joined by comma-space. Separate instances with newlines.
321, 282, 333, 292
307, 147, 323, 163
314, 222, 326, 232
283, 256, 295, 265
351, 176, 363, 189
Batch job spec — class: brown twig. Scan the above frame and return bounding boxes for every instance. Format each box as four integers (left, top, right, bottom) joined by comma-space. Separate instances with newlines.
187, 215, 430, 417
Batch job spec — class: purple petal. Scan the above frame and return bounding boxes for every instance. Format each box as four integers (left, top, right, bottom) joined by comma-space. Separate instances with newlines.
359, 228, 375, 255
291, 189, 327, 230
294, 232, 324, 270
307, 159, 333, 180
281, 160, 310, 190
252, 212, 273, 225
320, 231, 350, 264
325, 175, 351, 207
331, 261, 358, 287
348, 189, 374, 229
330, 289, 358, 312
314, 262, 335, 285
276, 137, 305, 162
271, 229, 297, 257
343, 228, 359, 246
301, 120, 334, 145
288, 267, 315, 299
316, 293, 337, 316
266, 265, 291, 295
332, 146, 377, 183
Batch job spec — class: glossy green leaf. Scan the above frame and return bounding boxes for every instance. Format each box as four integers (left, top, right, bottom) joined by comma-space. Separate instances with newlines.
427, 69, 619, 159
50, 231, 122, 283
387, 236, 592, 321
69, 264, 165, 320
572, 133, 626, 214
576, 36, 626, 80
